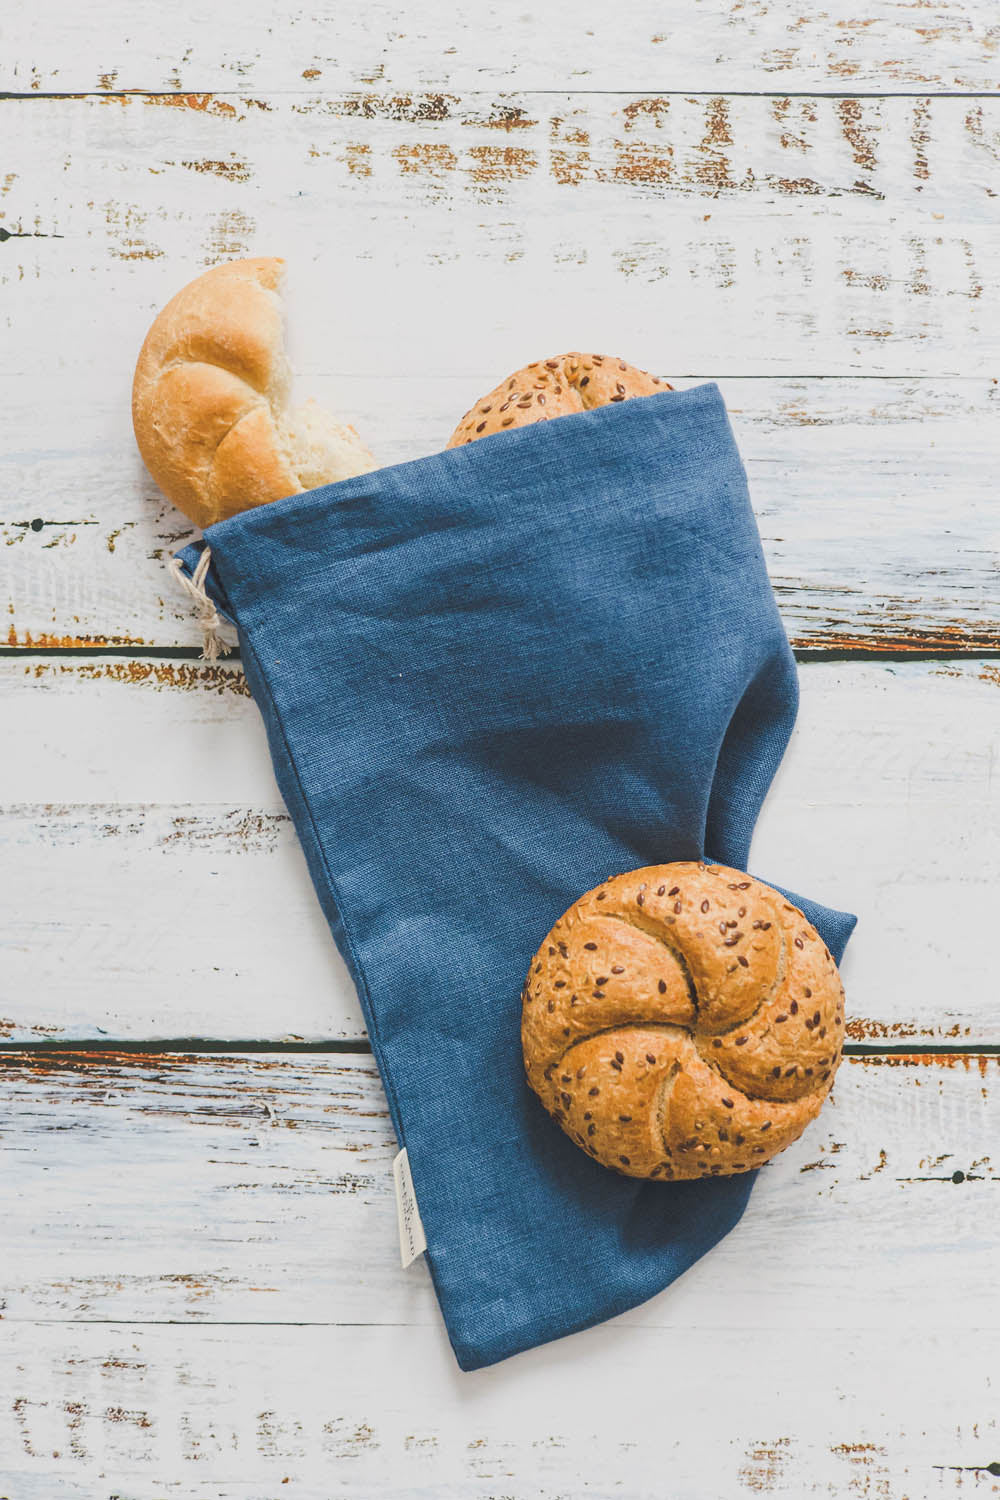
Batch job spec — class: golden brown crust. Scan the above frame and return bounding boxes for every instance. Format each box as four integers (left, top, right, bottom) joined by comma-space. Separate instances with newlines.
132, 257, 376, 529
522, 862, 846, 1180
446, 352, 671, 448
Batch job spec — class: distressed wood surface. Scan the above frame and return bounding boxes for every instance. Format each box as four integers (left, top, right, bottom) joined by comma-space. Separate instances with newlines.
4, 377, 999, 652
4, 89, 998, 652
2, 657, 999, 1044
5, 0, 1000, 94
2, 1051, 999, 1494
3, 93, 997, 379
3, 7, 999, 1494
2, 1050, 998, 1327
2, 1322, 997, 1497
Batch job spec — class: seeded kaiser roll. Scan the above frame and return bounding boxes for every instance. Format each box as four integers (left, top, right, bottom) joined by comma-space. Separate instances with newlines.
447, 352, 671, 447
522, 861, 846, 1180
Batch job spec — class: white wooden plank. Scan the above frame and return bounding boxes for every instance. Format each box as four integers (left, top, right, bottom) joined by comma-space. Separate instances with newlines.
1, 1052, 998, 1494
1, 658, 999, 1043
3, 10, 995, 1495
4, 0, 999, 94
1, 1051, 998, 1330
2, 94, 996, 390
3, 376, 997, 650
2, 1320, 996, 1497
4, 90, 998, 647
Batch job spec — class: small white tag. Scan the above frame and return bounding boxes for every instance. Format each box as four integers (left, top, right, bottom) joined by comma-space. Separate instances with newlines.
393, 1147, 427, 1268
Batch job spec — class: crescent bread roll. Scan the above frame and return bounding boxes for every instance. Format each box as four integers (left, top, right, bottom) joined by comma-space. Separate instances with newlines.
132, 257, 377, 529
522, 862, 846, 1180
447, 352, 670, 447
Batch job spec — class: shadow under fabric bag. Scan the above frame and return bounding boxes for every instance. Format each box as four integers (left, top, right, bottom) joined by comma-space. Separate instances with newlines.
175, 382, 856, 1371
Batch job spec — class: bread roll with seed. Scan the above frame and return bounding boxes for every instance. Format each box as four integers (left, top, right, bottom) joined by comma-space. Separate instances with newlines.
132, 257, 377, 530
522, 862, 846, 1181
446, 352, 671, 447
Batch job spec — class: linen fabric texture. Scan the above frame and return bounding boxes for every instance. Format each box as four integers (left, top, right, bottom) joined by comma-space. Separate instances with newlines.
176, 382, 856, 1371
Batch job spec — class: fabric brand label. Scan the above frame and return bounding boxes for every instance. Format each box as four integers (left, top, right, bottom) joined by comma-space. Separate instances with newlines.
392, 1146, 427, 1268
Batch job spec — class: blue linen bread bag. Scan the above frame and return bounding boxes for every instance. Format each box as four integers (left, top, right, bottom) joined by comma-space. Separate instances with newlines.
173, 382, 856, 1371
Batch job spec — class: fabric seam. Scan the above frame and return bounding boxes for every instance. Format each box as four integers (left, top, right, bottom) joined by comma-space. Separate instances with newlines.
238, 613, 459, 1358
236, 617, 409, 1144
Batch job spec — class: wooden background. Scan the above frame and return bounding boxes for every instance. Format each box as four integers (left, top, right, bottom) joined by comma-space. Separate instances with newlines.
2, 2, 999, 1495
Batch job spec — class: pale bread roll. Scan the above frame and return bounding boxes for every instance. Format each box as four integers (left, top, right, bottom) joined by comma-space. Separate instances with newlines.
522, 862, 846, 1180
447, 352, 671, 447
132, 257, 377, 529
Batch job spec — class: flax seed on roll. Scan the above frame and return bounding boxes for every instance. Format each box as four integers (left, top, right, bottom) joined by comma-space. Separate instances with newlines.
446, 352, 670, 447
522, 862, 846, 1181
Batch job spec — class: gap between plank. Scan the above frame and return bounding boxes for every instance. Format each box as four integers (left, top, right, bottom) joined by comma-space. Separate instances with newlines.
3, 647, 999, 663
2, 88, 999, 102
0, 1040, 998, 1057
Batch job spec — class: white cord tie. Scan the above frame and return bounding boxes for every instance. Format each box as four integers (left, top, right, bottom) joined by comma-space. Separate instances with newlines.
166, 547, 233, 663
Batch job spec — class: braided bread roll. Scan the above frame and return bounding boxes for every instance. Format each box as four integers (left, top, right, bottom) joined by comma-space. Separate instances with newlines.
132, 258, 377, 530
446, 352, 670, 447
522, 862, 846, 1180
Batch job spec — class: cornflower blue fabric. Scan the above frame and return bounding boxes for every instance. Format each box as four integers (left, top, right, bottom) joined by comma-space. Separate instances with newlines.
176, 382, 856, 1371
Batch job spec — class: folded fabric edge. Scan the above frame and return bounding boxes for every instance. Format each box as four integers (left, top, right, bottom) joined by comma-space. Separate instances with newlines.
201, 383, 725, 551
447, 1165, 757, 1371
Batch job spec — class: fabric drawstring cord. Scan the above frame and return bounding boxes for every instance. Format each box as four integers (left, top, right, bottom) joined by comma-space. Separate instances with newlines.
166, 546, 232, 663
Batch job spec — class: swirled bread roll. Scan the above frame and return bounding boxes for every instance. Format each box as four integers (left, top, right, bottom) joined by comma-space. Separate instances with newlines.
446, 352, 670, 447
522, 862, 846, 1180
132, 258, 377, 529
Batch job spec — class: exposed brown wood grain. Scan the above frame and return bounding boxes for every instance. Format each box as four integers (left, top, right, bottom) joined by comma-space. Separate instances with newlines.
3, 93, 996, 381
11, 657, 250, 693
0, 1040, 997, 1497
1, 1323, 996, 1495
5, 0, 1000, 93
0, 1049, 997, 1328
1, 657, 997, 1045
3, 6, 998, 1493
6, 88, 999, 204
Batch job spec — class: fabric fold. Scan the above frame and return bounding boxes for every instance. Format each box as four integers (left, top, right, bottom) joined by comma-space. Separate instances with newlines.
175, 382, 855, 1371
